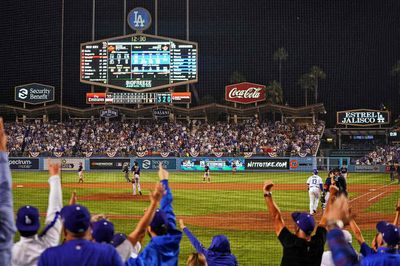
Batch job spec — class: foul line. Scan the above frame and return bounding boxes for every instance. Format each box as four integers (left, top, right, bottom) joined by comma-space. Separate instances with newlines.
349, 182, 394, 203
367, 192, 386, 202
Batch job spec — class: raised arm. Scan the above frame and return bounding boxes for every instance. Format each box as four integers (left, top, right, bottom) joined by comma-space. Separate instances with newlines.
319, 184, 339, 227
350, 217, 375, 257
179, 220, 207, 255
128, 182, 164, 245
263, 181, 285, 236
40, 161, 63, 246
349, 219, 365, 245
0, 117, 17, 265
158, 164, 176, 229
393, 199, 400, 226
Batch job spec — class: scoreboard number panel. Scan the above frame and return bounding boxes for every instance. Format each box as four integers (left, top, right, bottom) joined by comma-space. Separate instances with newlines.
81, 33, 198, 92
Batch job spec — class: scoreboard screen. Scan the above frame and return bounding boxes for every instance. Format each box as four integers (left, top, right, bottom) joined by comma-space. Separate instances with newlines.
81, 34, 198, 92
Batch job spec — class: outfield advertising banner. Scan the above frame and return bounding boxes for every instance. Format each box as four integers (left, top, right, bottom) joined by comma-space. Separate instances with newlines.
180, 158, 245, 171
135, 158, 177, 170
244, 158, 290, 170
43, 158, 85, 171
354, 165, 381, 173
90, 158, 130, 170
9, 158, 40, 170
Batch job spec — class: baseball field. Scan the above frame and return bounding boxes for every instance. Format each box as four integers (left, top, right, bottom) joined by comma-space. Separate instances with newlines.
11, 170, 400, 266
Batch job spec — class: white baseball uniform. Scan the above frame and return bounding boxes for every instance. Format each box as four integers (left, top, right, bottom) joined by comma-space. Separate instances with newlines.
12, 175, 63, 266
306, 174, 323, 214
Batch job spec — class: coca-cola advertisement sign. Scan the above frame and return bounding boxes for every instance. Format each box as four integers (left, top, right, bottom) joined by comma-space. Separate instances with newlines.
225, 82, 266, 104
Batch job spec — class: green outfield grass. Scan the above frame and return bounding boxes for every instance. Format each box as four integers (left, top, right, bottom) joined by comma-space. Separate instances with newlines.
11, 170, 396, 266
366, 188, 400, 214
11, 170, 394, 185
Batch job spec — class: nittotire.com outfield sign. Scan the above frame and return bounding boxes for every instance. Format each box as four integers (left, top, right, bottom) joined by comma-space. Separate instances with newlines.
244, 158, 290, 170
336, 109, 390, 127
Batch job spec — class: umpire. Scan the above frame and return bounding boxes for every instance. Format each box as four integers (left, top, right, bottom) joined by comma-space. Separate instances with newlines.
122, 163, 131, 182
332, 168, 347, 197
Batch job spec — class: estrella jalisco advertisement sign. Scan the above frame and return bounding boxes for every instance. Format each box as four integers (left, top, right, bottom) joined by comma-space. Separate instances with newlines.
336, 109, 390, 127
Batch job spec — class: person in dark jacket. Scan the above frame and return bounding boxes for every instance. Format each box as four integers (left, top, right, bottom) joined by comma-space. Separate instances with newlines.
332, 168, 347, 197
179, 219, 238, 266
129, 164, 182, 266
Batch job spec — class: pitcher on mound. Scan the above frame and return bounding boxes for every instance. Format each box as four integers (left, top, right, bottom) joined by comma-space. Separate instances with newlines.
131, 161, 142, 195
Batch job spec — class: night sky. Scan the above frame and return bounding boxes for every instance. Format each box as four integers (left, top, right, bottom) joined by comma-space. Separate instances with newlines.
1, 0, 400, 126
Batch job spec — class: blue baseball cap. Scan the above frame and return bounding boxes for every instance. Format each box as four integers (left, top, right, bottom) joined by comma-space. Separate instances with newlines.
291, 212, 315, 235
91, 219, 114, 243
60, 204, 91, 234
313, 169, 318, 175
16, 205, 40, 232
111, 233, 127, 247
150, 209, 168, 232
376, 221, 400, 246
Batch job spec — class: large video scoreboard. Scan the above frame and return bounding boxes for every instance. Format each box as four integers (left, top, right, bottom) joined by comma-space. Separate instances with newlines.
81, 34, 198, 92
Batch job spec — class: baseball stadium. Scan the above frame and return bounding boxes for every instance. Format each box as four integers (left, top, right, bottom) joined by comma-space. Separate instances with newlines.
1, 1, 400, 266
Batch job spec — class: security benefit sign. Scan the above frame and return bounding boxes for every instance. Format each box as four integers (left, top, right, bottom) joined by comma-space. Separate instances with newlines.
337, 109, 390, 127
244, 158, 290, 170
15, 83, 55, 105
136, 158, 177, 170
225, 82, 266, 104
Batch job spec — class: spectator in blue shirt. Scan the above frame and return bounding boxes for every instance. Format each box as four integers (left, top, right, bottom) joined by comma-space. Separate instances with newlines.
327, 195, 400, 266
38, 204, 123, 266
349, 201, 400, 258
129, 164, 182, 266
0, 117, 17, 265
179, 219, 238, 266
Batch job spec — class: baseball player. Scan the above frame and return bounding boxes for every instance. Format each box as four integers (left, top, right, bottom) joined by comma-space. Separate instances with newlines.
203, 163, 211, 183
122, 163, 131, 183
78, 162, 84, 183
131, 161, 142, 195
232, 161, 237, 175
333, 168, 348, 197
396, 162, 400, 184
306, 169, 323, 215
388, 161, 396, 182
321, 170, 334, 212
340, 165, 349, 180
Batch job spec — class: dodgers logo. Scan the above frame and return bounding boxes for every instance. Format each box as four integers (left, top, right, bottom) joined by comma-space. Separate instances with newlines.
127, 7, 152, 31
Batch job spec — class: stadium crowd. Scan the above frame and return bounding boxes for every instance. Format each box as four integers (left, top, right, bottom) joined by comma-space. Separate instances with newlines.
4, 119, 325, 157
356, 145, 400, 165
1, 116, 399, 265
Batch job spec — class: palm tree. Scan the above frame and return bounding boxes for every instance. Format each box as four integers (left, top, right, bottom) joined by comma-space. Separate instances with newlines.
229, 70, 246, 84
273, 48, 288, 85
309, 66, 326, 103
267, 80, 284, 104
391, 60, 400, 94
298, 73, 314, 106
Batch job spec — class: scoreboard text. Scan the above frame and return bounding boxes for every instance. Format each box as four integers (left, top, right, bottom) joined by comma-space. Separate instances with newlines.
81, 34, 198, 92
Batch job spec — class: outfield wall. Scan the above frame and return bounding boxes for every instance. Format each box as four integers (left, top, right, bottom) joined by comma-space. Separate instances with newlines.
8, 156, 388, 173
